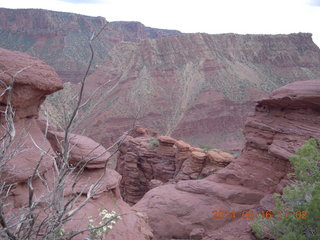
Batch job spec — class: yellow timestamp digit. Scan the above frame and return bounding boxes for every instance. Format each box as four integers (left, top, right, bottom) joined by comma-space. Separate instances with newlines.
261, 210, 273, 219
296, 210, 308, 219
280, 210, 290, 219
241, 210, 254, 219
211, 210, 226, 219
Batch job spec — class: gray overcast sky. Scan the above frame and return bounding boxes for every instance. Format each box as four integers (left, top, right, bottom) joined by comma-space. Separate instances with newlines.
1, 0, 320, 47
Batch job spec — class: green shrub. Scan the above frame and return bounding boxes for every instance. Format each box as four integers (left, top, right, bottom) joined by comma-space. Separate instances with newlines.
149, 137, 159, 149
251, 138, 320, 240
199, 145, 213, 151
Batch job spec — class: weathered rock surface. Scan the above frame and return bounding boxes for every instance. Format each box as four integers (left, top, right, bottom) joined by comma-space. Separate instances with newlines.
116, 126, 234, 205
0, 47, 63, 119
132, 80, 320, 240
0, 47, 63, 183
0, 48, 152, 240
75, 32, 320, 153
0, 8, 180, 83
44, 130, 112, 169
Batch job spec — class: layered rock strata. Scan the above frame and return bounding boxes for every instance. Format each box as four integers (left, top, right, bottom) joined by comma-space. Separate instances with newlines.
116, 127, 233, 205
77, 32, 320, 152
132, 80, 320, 240
0, 8, 180, 83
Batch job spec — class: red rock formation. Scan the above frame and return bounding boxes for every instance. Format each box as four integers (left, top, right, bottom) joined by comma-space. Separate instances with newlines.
45, 130, 112, 169
109, 21, 181, 41
0, 48, 152, 240
132, 80, 320, 240
0, 48, 63, 118
0, 8, 180, 83
77, 32, 320, 153
0, 47, 63, 183
116, 127, 233, 205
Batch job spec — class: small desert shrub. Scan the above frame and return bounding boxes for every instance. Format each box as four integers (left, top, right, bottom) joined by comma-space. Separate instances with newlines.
55, 229, 65, 238
250, 138, 320, 240
88, 209, 121, 240
149, 137, 159, 149
199, 145, 213, 151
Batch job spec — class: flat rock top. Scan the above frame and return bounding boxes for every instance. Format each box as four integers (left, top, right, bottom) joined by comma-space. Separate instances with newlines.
259, 79, 320, 108
191, 151, 206, 159
175, 140, 191, 150
0, 47, 63, 93
271, 79, 320, 98
158, 136, 176, 144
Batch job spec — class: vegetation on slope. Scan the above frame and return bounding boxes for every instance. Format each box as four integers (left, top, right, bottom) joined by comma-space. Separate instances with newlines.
251, 138, 320, 240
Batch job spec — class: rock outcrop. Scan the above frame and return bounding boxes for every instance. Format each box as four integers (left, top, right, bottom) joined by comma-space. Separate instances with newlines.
132, 80, 320, 240
0, 47, 63, 184
0, 48, 63, 119
75, 32, 320, 153
0, 48, 152, 240
117, 127, 234, 205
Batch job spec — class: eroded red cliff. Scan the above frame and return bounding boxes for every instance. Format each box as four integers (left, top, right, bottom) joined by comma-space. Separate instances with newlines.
77, 32, 320, 152
0, 8, 180, 83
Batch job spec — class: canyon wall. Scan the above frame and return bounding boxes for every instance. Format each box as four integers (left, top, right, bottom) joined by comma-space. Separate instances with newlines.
0, 8, 180, 83
76, 32, 320, 151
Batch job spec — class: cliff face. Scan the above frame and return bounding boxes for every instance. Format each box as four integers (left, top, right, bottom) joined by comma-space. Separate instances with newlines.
133, 80, 320, 240
77, 32, 320, 151
109, 21, 181, 41
0, 8, 181, 83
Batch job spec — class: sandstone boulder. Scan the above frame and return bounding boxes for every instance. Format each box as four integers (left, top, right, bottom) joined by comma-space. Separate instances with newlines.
175, 140, 191, 151
207, 150, 233, 166
134, 180, 263, 239
45, 130, 112, 168
0, 47, 63, 119
158, 136, 177, 145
